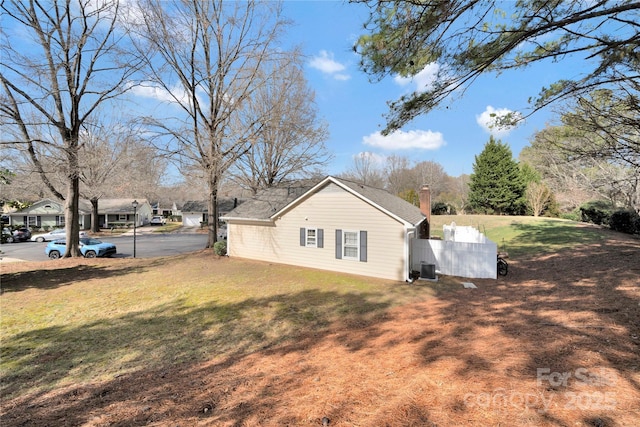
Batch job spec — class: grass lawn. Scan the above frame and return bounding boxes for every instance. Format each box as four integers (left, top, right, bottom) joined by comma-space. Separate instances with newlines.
429, 215, 605, 257
1, 216, 638, 426
1, 253, 444, 398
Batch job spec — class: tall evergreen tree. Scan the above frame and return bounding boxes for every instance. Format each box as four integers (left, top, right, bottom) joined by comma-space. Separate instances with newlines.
468, 137, 525, 215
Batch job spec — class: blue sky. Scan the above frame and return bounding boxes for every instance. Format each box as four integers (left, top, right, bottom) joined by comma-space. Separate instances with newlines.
3, 0, 582, 181
282, 1, 578, 177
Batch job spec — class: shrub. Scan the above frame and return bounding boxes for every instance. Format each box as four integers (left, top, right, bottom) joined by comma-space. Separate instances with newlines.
213, 240, 227, 256
432, 202, 457, 215
579, 200, 613, 225
560, 209, 581, 222
609, 210, 640, 235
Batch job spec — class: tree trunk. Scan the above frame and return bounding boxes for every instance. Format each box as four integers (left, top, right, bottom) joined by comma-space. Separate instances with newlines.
64, 139, 82, 257
65, 175, 82, 257
206, 171, 219, 249
91, 198, 100, 233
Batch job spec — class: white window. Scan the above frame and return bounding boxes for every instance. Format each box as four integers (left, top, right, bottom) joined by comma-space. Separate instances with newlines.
342, 230, 359, 260
27, 216, 38, 227
119, 214, 127, 221
305, 228, 317, 247
56, 215, 65, 226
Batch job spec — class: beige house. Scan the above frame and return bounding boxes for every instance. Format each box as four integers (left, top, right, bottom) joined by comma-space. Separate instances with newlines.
221, 176, 429, 282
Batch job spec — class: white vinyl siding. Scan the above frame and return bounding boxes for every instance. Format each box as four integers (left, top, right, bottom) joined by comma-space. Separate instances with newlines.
227, 182, 408, 281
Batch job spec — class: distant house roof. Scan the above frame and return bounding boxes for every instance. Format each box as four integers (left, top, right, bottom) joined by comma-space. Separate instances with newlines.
182, 198, 245, 214
222, 176, 425, 226
7, 198, 149, 215
96, 199, 150, 213
182, 200, 207, 213
5, 198, 91, 215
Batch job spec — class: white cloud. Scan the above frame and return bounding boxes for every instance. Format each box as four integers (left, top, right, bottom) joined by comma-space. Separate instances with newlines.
130, 83, 194, 106
363, 129, 446, 150
394, 63, 439, 92
309, 50, 350, 80
475, 106, 523, 137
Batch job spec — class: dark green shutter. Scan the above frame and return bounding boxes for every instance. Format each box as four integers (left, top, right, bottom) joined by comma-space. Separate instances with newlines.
300, 228, 305, 246
335, 229, 342, 259
317, 229, 324, 248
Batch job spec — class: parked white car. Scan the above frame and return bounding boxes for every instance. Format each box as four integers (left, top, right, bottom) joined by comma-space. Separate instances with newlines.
150, 216, 166, 225
30, 228, 87, 242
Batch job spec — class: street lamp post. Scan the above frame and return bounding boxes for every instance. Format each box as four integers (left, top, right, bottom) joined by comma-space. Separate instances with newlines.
132, 200, 138, 258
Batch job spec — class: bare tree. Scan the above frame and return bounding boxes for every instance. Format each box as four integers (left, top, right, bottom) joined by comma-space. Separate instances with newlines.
521, 126, 637, 211
526, 181, 553, 217
0, 0, 141, 256
131, 0, 292, 247
557, 89, 640, 170
385, 155, 414, 195
438, 174, 470, 214
78, 116, 167, 232
413, 160, 447, 199
229, 55, 331, 195
340, 152, 386, 188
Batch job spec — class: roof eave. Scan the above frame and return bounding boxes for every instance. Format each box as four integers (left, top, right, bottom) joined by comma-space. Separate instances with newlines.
220, 216, 273, 223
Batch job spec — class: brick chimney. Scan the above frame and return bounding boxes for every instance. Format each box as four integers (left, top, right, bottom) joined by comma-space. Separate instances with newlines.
418, 185, 431, 239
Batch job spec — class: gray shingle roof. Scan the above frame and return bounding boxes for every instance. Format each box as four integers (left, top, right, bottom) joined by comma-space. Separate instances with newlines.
182, 198, 244, 213
222, 176, 425, 226
182, 200, 207, 212
97, 199, 149, 213
221, 181, 316, 220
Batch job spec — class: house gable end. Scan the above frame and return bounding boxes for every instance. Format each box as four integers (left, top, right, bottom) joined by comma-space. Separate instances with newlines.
15, 199, 64, 214
272, 176, 424, 228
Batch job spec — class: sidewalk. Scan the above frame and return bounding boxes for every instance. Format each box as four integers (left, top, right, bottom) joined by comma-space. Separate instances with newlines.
117, 226, 156, 236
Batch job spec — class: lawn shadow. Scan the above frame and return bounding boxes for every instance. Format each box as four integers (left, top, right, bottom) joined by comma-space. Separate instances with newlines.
410, 234, 640, 422
0, 259, 165, 294
2, 235, 638, 426
0, 287, 395, 426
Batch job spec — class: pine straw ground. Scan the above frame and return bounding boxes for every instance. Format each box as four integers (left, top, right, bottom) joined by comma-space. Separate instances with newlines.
1, 231, 639, 426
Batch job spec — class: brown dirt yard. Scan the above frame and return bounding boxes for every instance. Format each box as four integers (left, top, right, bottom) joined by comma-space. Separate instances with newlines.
1, 229, 639, 426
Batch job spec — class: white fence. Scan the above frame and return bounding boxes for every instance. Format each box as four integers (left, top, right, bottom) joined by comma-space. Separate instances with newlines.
411, 224, 497, 279
443, 223, 490, 243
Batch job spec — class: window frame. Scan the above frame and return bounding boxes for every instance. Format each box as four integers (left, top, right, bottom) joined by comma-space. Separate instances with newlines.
26, 215, 39, 227
305, 227, 318, 248
342, 230, 360, 260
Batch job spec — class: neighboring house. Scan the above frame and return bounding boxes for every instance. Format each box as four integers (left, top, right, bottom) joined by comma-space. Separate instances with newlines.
96, 199, 153, 228
6, 198, 152, 229
182, 198, 244, 227
221, 176, 430, 282
151, 201, 178, 217
4, 198, 91, 230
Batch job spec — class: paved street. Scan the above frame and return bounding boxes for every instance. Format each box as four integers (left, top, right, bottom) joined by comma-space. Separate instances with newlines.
0, 227, 210, 263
